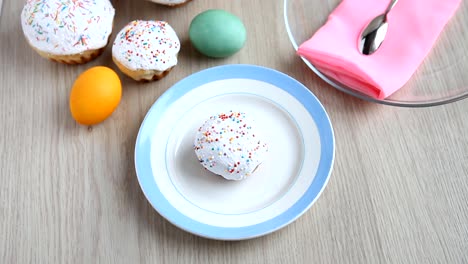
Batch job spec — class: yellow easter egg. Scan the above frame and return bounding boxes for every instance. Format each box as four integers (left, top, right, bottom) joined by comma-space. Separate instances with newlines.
70, 66, 122, 125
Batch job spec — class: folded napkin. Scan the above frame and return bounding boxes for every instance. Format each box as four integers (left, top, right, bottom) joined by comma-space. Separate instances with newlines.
297, 0, 461, 99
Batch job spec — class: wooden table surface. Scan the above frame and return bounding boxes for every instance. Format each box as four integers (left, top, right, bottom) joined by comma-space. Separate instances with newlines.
1, 0, 468, 263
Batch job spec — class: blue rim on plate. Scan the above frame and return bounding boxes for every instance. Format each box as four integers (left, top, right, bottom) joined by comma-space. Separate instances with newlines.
134, 64, 335, 240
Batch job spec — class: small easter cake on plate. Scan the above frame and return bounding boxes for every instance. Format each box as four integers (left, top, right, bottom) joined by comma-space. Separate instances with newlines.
193, 111, 269, 181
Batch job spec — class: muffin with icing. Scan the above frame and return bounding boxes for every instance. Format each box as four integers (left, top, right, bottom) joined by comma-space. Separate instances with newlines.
145, 0, 193, 7
193, 111, 269, 181
112, 20, 181, 81
21, 0, 115, 64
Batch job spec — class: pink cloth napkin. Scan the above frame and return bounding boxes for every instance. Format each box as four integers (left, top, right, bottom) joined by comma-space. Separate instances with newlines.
297, 0, 462, 99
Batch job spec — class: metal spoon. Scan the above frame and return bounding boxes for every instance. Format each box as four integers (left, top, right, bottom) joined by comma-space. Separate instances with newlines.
359, 0, 398, 55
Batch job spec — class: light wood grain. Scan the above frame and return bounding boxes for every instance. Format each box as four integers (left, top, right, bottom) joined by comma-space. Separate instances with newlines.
1, 0, 468, 263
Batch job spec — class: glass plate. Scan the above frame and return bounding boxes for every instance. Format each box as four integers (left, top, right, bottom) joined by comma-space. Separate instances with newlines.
284, 0, 468, 107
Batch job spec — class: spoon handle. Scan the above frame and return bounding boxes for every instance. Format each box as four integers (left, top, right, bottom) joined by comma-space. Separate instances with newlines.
385, 0, 398, 15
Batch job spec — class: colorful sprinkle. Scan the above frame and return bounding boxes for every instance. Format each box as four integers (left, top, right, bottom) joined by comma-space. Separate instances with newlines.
21, 0, 114, 54
193, 111, 269, 180
112, 20, 180, 70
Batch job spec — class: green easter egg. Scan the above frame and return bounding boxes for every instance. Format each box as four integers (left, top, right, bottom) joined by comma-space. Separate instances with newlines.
189, 9, 247, 58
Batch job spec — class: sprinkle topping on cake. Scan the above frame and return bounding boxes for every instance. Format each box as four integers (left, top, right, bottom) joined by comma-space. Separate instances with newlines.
194, 111, 268, 180
112, 20, 180, 71
21, 0, 115, 55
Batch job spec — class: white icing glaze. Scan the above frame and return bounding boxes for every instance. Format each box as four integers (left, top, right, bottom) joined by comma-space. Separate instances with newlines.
194, 112, 269, 181
21, 0, 115, 55
112, 20, 180, 72
146, 0, 189, 5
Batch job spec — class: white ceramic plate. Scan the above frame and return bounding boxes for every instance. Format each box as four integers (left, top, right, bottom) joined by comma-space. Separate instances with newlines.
134, 64, 335, 240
